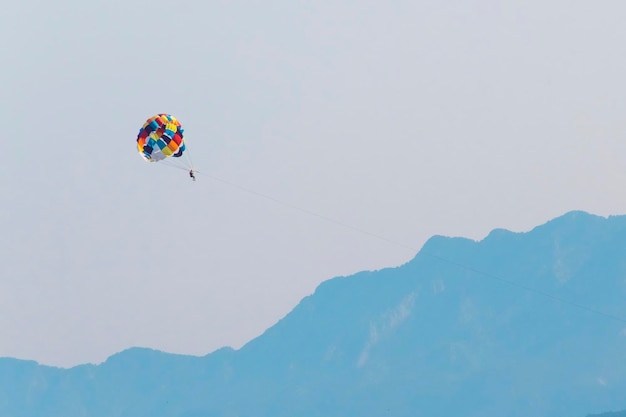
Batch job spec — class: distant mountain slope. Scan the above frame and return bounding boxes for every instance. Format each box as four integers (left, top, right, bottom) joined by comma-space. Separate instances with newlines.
1, 211, 625, 417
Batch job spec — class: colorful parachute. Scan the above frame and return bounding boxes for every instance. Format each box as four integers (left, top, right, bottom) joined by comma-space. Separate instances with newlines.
136, 114, 186, 162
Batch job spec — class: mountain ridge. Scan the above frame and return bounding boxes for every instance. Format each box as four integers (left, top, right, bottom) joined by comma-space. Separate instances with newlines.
1, 210, 625, 417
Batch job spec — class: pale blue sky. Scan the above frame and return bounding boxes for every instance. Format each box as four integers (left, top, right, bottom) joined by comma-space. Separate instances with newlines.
2, 0, 626, 367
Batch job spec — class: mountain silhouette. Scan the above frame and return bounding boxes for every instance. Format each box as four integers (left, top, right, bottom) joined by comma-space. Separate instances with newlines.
1, 210, 625, 417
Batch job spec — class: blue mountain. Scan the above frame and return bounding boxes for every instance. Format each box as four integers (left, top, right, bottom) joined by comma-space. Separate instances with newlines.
1, 210, 625, 417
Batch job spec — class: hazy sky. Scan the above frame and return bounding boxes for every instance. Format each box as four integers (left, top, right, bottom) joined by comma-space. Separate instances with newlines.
2, 0, 626, 367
